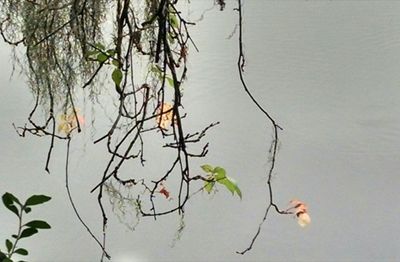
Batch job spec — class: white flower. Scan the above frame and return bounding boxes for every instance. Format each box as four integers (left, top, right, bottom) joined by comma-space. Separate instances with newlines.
286, 199, 311, 228
297, 212, 311, 227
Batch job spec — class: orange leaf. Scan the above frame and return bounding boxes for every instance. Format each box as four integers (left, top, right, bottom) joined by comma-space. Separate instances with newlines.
156, 103, 173, 130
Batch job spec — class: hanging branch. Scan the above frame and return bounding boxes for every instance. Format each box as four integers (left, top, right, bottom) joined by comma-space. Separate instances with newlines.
234, 0, 285, 255
85, 1, 219, 258
65, 137, 111, 259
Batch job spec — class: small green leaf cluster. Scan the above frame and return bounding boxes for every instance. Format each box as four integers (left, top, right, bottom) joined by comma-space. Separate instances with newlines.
167, 6, 180, 44
1, 193, 51, 262
86, 43, 123, 89
86, 43, 116, 63
150, 65, 174, 88
168, 12, 179, 30
201, 165, 242, 199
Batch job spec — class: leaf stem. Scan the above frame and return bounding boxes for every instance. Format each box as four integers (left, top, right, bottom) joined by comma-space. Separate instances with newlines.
8, 204, 23, 258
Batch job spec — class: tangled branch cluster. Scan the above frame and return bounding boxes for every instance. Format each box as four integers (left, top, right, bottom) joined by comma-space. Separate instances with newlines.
1, 0, 223, 258
1, 0, 309, 260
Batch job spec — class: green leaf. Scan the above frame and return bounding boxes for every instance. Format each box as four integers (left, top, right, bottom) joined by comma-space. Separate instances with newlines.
2, 193, 20, 216
5, 239, 12, 252
111, 59, 120, 67
85, 49, 99, 57
166, 76, 174, 87
96, 53, 108, 63
150, 65, 164, 81
201, 165, 242, 199
112, 68, 123, 87
94, 43, 105, 50
150, 65, 159, 73
204, 181, 215, 194
2, 258, 13, 262
2, 193, 21, 205
23, 207, 31, 214
24, 220, 51, 229
166, 33, 175, 44
200, 164, 214, 173
218, 176, 242, 199
0, 251, 7, 260
169, 13, 179, 29
4, 204, 18, 216
25, 195, 51, 206
214, 167, 226, 180
151, 65, 162, 74
19, 228, 38, 239
234, 185, 242, 199
6, 204, 18, 216
218, 178, 234, 193
11, 235, 18, 239
106, 49, 116, 57
14, 248, 28, 256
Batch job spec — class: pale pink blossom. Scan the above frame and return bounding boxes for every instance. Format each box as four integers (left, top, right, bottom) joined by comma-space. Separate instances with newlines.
287, 199, 311, 228
297, 212, 311, 227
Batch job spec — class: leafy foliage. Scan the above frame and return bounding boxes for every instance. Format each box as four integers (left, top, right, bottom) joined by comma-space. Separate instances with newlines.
201, 165, 242, 199
1, 192, 51, 261
24, 195, 51, 206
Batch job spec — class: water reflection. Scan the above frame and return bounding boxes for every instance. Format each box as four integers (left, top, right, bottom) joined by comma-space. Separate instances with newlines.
1, 1, 400, 261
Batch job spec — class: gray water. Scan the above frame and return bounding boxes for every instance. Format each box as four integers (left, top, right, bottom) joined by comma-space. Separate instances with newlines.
1, 1, 400, 261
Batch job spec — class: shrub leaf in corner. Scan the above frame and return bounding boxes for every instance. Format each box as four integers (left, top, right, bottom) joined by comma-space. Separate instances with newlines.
24, 220, 51, 229
2, 193, 20, 216
25, 195, 51, 206
19, 228, 38, 239
14, 248, 28, 256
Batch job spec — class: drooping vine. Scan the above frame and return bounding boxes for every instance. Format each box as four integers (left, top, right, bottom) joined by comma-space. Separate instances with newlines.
234, 0, 310, 254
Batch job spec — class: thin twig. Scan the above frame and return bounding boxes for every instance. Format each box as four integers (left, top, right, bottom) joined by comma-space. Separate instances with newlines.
235, 0, 283, 255
65, 138, 111, 259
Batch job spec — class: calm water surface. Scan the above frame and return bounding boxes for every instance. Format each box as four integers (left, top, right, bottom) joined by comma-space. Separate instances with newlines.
1, 1, 399, 261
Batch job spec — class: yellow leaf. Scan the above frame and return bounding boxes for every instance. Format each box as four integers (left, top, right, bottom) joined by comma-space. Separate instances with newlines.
156, 103, 173, 130
57, 109, 85, 135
